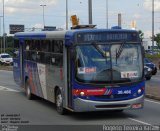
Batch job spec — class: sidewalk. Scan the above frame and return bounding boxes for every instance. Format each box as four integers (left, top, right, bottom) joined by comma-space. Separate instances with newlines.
145, 70, 160, 101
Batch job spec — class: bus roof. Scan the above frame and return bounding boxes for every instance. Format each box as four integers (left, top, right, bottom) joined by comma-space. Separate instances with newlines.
14, 31, 67, 39
14, 29, 139, 46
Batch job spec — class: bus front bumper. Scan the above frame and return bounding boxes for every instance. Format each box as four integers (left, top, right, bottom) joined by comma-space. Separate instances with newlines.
73, 95, 144, 112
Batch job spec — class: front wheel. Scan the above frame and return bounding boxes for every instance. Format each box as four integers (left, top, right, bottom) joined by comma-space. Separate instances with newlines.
56, 89, 66, 115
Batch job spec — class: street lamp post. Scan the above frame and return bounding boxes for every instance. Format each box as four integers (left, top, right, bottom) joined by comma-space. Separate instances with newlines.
88, 0, 92, 24
152, 0, 154, 54
0, 16, 3, 53
40, 4, 46, 27
3, 0, 5, 53
106, 0, 108, 29
66, 0, 68, 30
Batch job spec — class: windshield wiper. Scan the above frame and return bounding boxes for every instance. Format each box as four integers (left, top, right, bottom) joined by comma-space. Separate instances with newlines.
116, 42, 125, 58
115, 42, 126, 64
91, 42, 108, 58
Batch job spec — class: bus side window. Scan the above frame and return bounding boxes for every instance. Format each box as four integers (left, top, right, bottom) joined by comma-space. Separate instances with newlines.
41, 40, 51, 52
25, 40, 30, 51
41, 40, 46, 52
51, 40, 55, 53
31, 51, 37, 62
45, 52, 51, 64
37, 52, 45, 64
47, 40, 52, 52
25, 51, 31, 61
29, 40, 36, 51
51, 54, 63, 67
54, 40, 63, 53
35, 40, 41, 51
40, 52, 45, 63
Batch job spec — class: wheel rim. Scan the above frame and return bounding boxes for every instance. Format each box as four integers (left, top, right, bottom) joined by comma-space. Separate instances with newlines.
27, 85, 31, 96
56, 94, 62, 108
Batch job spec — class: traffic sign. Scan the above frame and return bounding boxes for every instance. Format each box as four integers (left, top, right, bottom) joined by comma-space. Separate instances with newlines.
9, 24, 25, 34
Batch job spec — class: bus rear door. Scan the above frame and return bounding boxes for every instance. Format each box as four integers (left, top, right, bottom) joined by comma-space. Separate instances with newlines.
13, 39, 25, 88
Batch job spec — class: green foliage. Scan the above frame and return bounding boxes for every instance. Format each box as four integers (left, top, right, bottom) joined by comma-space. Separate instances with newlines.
138, 30, 144, 42
145, 53, 160, 59
153, 33, 160, 48
6, 48, 15, 56
0, 36, 14, 56
0, 48, 15, 56
6, 36, 14, 48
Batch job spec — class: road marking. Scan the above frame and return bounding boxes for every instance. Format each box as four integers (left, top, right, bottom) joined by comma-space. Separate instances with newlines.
0, 86, 20, 92
128, 118, 159, 130
145, 99, 160, 105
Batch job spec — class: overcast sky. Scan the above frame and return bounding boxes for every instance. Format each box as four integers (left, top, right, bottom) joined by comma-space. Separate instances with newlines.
0, 0, 160, 38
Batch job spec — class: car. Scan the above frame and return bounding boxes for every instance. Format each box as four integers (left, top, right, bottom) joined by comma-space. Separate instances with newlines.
0, 53, 13, 65
144, 66, 152, 80
144, 58, 157, 75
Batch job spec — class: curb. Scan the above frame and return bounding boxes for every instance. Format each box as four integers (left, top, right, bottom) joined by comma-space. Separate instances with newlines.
145, 94, 160, 101
0, 66, 13, 71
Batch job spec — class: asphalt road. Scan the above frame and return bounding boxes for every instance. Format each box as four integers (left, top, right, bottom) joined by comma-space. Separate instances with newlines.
145, 70, 160, 87
0, 70, 160, 131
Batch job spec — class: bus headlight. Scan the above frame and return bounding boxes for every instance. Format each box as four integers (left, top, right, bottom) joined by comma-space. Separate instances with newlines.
138, 89, 142, 94
80, 92, 85, 96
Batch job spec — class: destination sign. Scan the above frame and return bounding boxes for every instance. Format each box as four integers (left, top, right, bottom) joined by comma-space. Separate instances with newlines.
76, 32, 139, 43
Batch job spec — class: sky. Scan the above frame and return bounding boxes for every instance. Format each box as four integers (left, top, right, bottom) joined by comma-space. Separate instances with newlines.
0, 0, 160, 38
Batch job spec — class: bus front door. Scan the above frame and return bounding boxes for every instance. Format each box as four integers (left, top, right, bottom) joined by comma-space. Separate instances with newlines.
13, 39, 24, 88
67, 48, 74, 109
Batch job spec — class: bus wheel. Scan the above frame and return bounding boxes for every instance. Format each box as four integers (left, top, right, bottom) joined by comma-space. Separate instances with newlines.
56, 89, 65, 115
25, 80, 33, 100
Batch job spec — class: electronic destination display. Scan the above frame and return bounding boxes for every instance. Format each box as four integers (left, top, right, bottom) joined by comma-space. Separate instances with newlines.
76, 32, 139, 43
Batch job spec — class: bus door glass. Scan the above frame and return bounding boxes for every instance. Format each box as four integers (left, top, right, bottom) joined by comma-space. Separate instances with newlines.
67, 46, 75, 109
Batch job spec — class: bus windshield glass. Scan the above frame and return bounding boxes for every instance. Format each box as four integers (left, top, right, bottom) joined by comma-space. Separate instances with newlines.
76, 43, 143, 84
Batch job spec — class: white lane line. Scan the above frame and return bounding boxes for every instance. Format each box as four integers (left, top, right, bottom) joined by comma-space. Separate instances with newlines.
0, 86, 20, 92
145, 99, 160, 105
128, 118, 159, 130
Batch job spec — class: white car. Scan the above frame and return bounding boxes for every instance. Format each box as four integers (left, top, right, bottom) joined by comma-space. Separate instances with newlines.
0, 53, 13, 65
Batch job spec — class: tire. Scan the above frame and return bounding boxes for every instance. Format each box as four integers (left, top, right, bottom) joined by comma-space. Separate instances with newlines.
146, 77, 151, 80
56, 89, 66, 115
25, 80, 33, 100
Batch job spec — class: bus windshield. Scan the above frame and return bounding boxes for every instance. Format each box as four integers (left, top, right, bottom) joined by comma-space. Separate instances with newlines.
76, 43, 143, 84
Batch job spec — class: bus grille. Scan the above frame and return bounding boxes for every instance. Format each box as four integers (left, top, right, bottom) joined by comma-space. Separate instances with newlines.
96, 104, 129, 109
94, 94, 129, 101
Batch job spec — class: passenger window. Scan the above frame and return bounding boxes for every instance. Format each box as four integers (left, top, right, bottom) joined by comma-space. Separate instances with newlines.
51, 40, 63, 53
51, 54, 63, 67
35, 40, 41, 51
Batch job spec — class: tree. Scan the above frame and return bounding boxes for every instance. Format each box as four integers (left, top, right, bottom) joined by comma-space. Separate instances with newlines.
138, 30, 144, 42
153, 33, 160, 49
